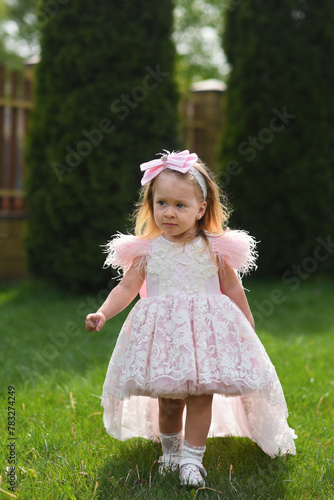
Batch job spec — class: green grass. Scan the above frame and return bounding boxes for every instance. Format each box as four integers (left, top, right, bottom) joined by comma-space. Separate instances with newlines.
0, 278, 333, 499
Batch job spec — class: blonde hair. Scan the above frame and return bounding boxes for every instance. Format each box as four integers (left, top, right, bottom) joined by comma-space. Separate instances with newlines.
133, 159, 230, 240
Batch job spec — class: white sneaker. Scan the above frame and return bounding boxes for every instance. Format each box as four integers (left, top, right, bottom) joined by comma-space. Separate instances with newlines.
179, 458, 207, 487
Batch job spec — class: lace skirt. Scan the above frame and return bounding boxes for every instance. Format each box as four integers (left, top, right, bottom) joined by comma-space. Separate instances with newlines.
101, 294, 296, 457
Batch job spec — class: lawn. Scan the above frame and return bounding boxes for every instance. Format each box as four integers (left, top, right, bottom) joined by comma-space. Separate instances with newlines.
0, 277, 333, 499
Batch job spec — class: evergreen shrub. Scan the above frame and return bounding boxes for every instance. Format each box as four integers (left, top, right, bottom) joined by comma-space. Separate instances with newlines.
26, 0, 179, 292
220, 0, 334, 276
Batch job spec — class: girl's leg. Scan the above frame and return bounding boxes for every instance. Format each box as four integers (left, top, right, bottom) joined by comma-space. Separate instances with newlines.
158, 397, 185, 434
184, 394, 213, 446
180, 394, 213, 486
158, 397, 186, 472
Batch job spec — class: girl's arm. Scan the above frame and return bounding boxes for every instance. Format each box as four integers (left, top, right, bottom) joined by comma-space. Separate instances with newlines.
218, 261, 255, 329
85, 260, 145, 332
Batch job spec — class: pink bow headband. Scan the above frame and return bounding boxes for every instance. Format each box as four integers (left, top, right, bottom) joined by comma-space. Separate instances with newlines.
140, 150, 207, 199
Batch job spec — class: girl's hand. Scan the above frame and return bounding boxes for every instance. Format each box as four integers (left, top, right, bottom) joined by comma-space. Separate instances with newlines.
85, 312, 106, 332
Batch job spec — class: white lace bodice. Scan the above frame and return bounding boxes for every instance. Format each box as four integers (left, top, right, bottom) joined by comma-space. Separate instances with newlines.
146, 236, 219, 297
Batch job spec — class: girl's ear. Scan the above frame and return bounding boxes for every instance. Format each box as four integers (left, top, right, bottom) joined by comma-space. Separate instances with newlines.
197, 201, 207, 220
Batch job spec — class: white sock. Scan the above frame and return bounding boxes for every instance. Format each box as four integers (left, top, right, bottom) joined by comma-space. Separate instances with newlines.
160, 431, 183, 465
180, 439, 206, 465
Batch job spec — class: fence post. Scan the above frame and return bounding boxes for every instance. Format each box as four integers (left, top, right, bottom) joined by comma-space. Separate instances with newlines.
181, 79, 226, 174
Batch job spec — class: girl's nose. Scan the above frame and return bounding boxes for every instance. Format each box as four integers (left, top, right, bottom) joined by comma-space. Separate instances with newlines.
165, 206, 175, 218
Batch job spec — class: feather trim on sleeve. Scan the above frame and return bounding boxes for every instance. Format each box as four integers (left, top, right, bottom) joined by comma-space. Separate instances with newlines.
209, 230, 258, 274
102, 233, 150, 275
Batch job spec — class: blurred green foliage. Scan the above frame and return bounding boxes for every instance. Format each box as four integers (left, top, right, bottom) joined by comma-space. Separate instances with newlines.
25, 0, 179, 292
221, 0, 334, 275
1, 0, 229, 86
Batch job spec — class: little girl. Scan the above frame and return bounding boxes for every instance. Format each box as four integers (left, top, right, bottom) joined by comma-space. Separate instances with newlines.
86, 150, 296, 487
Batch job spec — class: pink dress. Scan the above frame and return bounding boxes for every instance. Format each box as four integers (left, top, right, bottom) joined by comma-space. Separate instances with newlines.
101, 231, 296, 457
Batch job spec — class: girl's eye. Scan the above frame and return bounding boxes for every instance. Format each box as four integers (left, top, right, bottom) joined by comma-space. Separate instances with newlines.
176, 203, 185, 208
158, 200, 166, 206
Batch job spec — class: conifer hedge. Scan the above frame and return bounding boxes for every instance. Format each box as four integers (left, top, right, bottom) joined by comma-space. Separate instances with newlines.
26, 0, 179, 291
220, 1, 334, 276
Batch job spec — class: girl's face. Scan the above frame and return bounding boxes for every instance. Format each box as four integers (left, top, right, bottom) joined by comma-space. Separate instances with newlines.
153, 171, 207, 242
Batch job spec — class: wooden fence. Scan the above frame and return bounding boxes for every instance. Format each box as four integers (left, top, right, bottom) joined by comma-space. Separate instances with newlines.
0, 64, 33, 280
0, 64, 33, 215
